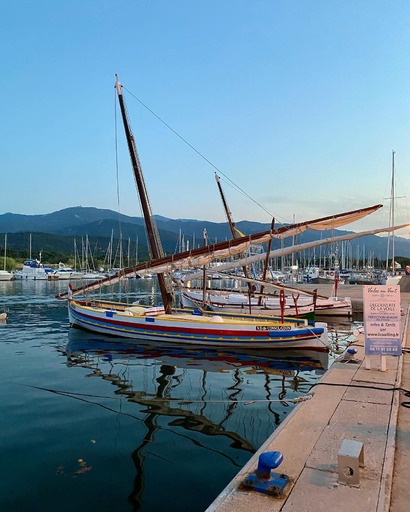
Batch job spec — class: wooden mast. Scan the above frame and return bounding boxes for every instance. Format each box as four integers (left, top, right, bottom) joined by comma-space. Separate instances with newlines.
115, 75, 172, 313
215, 174, 237, 238
215, 173, 257, 313
215, 173, 273, 306
215, 173, 252, 280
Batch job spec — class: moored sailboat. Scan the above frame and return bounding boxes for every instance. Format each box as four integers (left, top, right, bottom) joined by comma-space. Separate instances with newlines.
179, 174, 352, 319
384, 150, 402, 285
68, 296, 329, 350
61, 77, 410, 350
63, 76, 333, 351
180, 287, 315, 319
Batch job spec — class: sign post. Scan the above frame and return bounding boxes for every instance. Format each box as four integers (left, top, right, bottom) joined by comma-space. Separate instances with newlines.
363, 285, 401, 370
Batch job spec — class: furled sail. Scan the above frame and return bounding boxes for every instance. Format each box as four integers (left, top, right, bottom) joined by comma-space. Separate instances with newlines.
182, 223, 410, 283
57, 204, 396, 299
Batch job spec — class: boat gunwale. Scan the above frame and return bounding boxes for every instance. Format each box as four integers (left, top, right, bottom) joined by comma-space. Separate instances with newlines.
70, 298, 313, 326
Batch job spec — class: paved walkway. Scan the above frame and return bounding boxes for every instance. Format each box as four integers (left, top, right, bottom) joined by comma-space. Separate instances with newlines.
207, 284, 410, 512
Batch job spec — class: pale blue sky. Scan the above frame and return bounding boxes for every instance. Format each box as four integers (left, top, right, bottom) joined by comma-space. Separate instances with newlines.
1, 0, 409, 234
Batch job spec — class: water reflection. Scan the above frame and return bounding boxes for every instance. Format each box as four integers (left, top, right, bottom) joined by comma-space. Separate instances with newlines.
64, 330, 328, 510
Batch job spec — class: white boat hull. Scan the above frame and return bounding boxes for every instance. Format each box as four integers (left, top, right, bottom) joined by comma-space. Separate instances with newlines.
0, 270, 14, 281
14, 271, 48, 280
182, 289, 352, 319
181, 290, 315, 319
315, 296, 352, 317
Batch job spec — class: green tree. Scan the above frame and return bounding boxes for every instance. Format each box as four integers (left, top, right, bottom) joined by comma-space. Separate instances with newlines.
0, 257, 17, 271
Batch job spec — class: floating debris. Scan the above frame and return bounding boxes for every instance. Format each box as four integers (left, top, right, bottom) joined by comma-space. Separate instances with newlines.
73, 459, 92, 477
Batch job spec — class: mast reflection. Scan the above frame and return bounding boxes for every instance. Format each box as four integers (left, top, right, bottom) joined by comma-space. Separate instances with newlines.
65, 330, 328, 510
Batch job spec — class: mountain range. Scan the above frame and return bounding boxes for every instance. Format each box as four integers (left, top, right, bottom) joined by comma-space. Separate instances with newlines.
0, 206, 408, 265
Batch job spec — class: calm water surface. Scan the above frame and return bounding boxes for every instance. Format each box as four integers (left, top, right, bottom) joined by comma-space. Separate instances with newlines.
0, 279, 355, 512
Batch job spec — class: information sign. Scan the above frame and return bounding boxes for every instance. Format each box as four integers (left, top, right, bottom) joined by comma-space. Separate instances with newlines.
363, 285, 401, 356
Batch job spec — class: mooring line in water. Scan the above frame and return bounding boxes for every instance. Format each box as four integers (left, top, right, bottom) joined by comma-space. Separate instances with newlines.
27, 384, 125, 400
26, 385, 258, 457
309, 381, 410, 394
26, 384, 144, 422
26, 384, 313, 405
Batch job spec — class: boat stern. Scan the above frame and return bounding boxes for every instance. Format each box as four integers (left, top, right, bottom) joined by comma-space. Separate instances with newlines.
314, 321, 329, 350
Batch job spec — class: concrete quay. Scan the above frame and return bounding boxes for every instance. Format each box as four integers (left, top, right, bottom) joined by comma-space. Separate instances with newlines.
207, 283, 410, 512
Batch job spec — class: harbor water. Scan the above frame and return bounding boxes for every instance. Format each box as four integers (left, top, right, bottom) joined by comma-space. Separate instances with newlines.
0, 279, 357, 512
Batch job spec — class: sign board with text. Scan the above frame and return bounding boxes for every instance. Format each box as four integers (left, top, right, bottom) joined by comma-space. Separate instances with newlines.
363, 285, 401, 356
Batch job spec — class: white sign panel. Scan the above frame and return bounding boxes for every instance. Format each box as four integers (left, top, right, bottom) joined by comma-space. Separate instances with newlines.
363, 285, 401, 356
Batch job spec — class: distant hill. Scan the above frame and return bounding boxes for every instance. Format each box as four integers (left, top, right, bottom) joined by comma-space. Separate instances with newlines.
0, 206, 409, 265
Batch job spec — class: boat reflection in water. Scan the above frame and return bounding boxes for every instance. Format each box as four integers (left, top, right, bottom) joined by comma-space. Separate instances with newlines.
65, 330, 328, 511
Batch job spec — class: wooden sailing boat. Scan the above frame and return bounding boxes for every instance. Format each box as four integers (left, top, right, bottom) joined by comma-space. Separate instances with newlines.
65, 75, 332, 351
180, 173, 315, 319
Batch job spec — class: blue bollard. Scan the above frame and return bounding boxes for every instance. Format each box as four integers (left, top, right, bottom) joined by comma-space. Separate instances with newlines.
241, 451, 289, 497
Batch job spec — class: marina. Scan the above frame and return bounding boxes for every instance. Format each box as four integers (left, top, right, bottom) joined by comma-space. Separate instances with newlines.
1, 3, 410, 511
1, 77, 409, 511
0, 278, 358, 512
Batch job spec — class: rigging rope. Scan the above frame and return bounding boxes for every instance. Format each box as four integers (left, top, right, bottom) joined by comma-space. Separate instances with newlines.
26, 384, 314, 405
122, 86, 289, 224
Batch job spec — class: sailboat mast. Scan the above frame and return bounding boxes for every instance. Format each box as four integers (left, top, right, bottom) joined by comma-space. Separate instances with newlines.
115, 75, 171, 312
215, 173, 255, 297
215, 174, 237, 236
391, 150, 395, 274
3, 234, 7, 271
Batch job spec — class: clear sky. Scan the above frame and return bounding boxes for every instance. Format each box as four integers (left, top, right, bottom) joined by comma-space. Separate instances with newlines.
1, 0, 409, 235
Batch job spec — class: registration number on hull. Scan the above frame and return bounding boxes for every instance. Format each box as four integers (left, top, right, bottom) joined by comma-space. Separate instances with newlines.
256, 326, 292, 331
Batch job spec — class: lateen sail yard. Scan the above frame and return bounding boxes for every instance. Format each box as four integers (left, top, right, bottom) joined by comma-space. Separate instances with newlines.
58, 204, 388, 298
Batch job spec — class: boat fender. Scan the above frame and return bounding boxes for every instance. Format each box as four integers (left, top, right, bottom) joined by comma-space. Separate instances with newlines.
210, 316, 224, 323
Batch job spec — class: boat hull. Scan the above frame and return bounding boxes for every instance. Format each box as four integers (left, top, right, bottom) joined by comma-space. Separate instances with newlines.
0, 271, 14, 281
181, 289, 352, 319
180, 290, 315, 321
14, 258, 54, 280
68, 299, 329, 351
14, 271, 48, 280
315, 297, 352, 317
